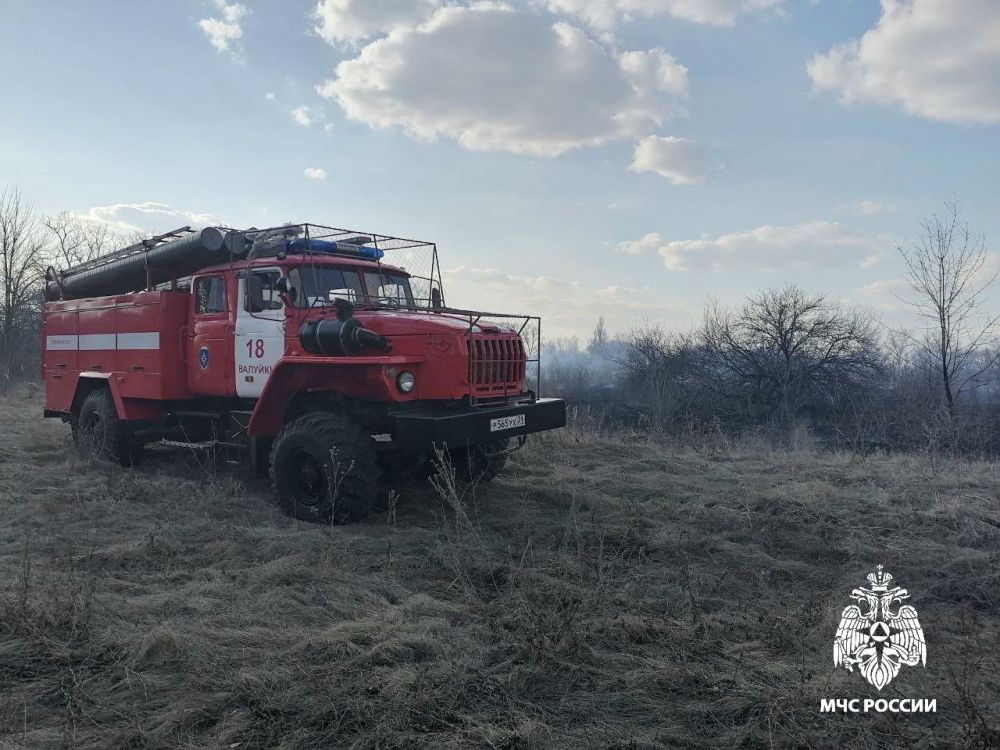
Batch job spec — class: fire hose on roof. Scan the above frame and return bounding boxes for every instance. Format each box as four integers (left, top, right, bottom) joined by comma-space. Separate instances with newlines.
45, 227, 247, 301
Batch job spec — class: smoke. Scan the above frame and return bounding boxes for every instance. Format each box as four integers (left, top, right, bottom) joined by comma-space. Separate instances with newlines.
543, 318, 624, 399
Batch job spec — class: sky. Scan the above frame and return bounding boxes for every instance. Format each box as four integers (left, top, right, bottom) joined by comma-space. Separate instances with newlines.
0, 0, 997, 339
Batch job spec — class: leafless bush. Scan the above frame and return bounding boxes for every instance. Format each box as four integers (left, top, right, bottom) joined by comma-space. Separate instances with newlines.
605, 286, 888, 447
617, 324, 701, 431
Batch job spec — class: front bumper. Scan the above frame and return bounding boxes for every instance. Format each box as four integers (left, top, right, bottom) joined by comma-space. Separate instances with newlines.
390, 397, 566, 449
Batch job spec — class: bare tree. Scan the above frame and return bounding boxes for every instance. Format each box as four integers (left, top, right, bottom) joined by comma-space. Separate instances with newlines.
587, 316, 609, 355
43, 211, 84, 268
702, 285, 883, 425
81, 220, 121, 260
0, 188, 48, 389
43, 211, 125, 268
897, 201, 997, 414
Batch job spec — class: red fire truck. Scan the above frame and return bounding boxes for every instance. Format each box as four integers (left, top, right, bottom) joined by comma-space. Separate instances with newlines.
42, 224, 565, 522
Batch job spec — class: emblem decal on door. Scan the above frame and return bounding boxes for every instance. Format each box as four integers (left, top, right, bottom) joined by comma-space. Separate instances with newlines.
199, 346, 210, 369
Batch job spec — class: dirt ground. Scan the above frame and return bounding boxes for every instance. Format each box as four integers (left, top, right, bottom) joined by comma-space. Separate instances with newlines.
0, 390, 998, 749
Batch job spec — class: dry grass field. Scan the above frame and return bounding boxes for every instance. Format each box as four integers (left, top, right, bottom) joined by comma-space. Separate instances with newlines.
1, 390, 999, 749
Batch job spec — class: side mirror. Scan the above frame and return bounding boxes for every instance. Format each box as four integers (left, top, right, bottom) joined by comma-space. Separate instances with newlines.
274, 275, 296, 303
431, 287, 442, 310
333, 297, 355, 321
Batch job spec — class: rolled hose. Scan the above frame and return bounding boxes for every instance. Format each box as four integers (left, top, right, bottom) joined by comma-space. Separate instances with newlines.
299, 317, 391, 356
45, 227, 242, 301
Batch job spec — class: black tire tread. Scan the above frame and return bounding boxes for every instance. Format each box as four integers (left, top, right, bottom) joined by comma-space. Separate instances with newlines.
269, 411, 378, 523
75, 389, 144, 466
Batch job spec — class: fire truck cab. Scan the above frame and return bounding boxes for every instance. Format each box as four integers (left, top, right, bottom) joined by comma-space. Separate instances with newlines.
42, 224, 565, 523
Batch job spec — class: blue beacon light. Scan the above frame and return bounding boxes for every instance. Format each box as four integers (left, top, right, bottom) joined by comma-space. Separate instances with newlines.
287, 238, 385, 259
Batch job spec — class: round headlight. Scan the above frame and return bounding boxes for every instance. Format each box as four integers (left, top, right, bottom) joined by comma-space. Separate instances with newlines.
397, 371, 416, 393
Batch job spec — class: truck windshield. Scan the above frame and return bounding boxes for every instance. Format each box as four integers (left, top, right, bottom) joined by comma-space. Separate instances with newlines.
287, 266, 416, 308
289, 267, 366, 307
364, 272, 415, 307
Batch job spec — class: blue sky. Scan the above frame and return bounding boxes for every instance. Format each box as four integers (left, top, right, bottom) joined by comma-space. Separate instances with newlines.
1, 0, 997, 338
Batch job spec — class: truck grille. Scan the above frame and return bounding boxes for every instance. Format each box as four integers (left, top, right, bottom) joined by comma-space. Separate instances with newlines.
469, 335, 526, 396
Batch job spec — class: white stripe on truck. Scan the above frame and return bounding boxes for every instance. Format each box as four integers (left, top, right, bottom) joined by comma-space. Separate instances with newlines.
45, 332, 161, 351
46, 335, 78, 350
116, 332, 160, 350
78, 334, 117, 350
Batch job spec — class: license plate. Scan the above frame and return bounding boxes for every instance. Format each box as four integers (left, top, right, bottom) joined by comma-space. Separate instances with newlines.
490, 414, 525, 432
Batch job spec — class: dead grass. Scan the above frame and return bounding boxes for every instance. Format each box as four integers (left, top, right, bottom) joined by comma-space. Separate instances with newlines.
0, 386, 998, 748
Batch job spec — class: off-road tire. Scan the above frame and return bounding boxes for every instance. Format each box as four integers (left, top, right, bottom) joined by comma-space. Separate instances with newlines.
73, 389, 144, 466
270, 412, 377, 523
454, 439, 510, 483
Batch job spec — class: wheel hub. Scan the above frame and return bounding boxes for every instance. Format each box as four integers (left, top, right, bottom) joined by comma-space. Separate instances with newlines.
289, 449, 328, 506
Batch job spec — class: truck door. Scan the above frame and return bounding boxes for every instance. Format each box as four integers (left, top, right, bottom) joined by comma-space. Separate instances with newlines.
188, 274, 234, 396
234, 268, 286, 398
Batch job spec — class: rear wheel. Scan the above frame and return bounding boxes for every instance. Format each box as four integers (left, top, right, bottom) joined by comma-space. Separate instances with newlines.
73, 389, 144, 466
269, 412, 377, 523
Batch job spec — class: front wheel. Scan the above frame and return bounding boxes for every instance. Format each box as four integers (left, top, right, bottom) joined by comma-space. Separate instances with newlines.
269, 412, 378, 523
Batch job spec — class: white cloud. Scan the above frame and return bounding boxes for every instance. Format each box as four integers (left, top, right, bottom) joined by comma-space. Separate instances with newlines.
859, 277, 913, 312
198, 1, 249, 54
317, 4, 688, 157
618, 49, 689, 96
620, 220, 893, 271
78, 202, 221, 235
303, 167, 328, 180
291, 106, 319, 126
853, 199, 897, 216
808, 0, 1000, 124
265, 92, 275, 100
443, 265, 687, 337
630, 135, 709, 184
546, 0, 788, 29
313, 0, 440, 42
861, 277, 906, 298
615, 232, 663, 254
